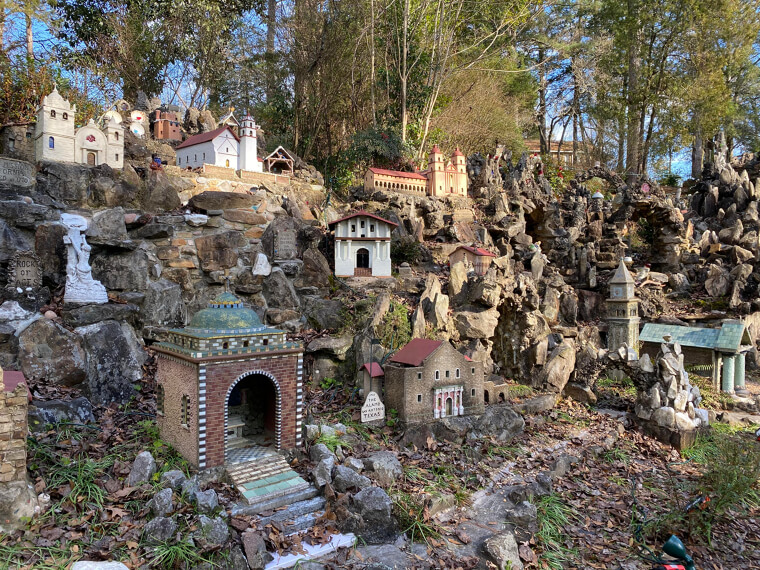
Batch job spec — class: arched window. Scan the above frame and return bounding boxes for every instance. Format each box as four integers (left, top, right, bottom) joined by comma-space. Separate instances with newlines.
114, 131, 119, 140
48, 136, 55, 149
181, 395, 190, 426
156, 386, 164, 415
50, 110, 56, 118
62, 112, 68, 120
225, 159, 230, 167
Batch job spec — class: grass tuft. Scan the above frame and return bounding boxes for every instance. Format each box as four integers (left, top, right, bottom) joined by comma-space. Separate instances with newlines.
533, 493, 578, 569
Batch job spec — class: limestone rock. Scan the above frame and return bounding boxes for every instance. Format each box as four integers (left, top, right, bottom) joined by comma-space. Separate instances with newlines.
160, 470, 187, 491
77, 320, 147, 405
91, 249, 150, 291
28, 397, 94, 432
18, 318, 86, 386
86, 207, 128, 242
312, 456, 335, 488
195, 231, 245, 271
128, 451, 156, 486
332, 465, 371, 492
449, 261, 468, 298
142, 279, 185, 328
453, 308, 499, 339
348, 486, 398, 544
563, 383, 597, 404
296, 248, 331, 289
309, 443, 335, 463
704, 264, 731, 297
472, 405, 525, 441
242, 531, 272, 570
537, 341, 576, 392
0, 480, 38, 533
252, 253, 272, 277
195, 515, 229, 548
189, 191, 259, 212
263, 268, 299, 309
651, 406, 675, 428
194, 489, 220, 514
363, 451, 403, 487
484, 531, 523, 570
148, 487, 174, 517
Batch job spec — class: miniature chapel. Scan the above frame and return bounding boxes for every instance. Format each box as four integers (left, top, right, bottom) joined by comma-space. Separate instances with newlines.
154, 292, 304, 469
329, 210, 397, 277
383, 338, 484, 424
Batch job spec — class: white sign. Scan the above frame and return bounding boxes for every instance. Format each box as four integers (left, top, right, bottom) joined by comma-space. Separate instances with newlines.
361, 391, 385, 423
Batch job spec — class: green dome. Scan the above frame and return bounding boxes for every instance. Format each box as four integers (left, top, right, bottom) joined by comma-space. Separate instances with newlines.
185, 292, 265, 334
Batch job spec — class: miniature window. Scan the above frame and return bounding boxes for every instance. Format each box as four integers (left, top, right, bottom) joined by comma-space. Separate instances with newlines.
471, 389, 475, 396
417, 394, 422, 402
194, 154, 197, 161
50, 110, 56, 118
361, 221, 365, 228
445, 370, 450, 378
263, 339, 269, 346
115, 153, 119, 161
243, 340, 249, 347
351, 224, 356, 232
181, 395, 189, 426
7, 138, 14, 151
226, 159, 230, 167
222, 342, 229, 349
471, 367, 475, 374
370, 224, 375, 232
178, 157, 181, 165
157, 386, 164, 415
26, 131, 31, 139
203, 152, 206, 160
435, 370, 440, 380
48, 136, 54, 149
417, 372, 422, 380
62, 112, 68, 120
114, 131, 119, 140
456, 368, 460, 378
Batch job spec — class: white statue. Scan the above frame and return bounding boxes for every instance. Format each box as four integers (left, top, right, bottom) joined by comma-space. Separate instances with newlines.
61, 213, 108, 304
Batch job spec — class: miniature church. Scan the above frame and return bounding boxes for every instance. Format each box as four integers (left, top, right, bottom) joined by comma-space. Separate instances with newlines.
34, 87, 124, 168
153, 291, 303, 469
364, 145, 468, 198
328, 211, 397, 277
175, 112, 263, 172
606, 259, 640, 358
382, 338, 484, 424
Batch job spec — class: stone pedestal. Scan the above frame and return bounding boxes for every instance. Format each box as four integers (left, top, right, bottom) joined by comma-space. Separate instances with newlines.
721, 354, 735, 393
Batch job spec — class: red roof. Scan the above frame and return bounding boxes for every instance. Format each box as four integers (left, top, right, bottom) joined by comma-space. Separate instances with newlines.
390, 338, 443, 367
3, 371, 31, 401
360, 362, 385, 377
431, 144, 441, 153
176, 126, 239, 149
368, 167, 427, 181
328, 210, 398, 227
451, 245, 496, 258
453, 147, 464, 156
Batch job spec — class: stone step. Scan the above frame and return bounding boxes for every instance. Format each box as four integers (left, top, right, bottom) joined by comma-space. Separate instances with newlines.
231, 485, 321, 516
258, 496, 327, 526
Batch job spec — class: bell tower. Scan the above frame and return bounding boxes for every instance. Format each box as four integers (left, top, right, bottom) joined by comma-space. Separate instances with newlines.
427, 144, 445, 197
452, 147, 467, 196
239, 111, 262, 173
607, 259, 639, 357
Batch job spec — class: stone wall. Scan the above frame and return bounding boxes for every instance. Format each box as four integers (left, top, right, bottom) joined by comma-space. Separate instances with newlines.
0, 371, 28, 483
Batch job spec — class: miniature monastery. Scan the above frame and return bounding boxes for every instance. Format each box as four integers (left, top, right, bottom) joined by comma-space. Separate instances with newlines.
449, 245, 497, 276
364, 145, 468, 198
34, 87, 124, 168
329, 210, 397, 278
176, 111, 264, 172
153, 292, 303, 469
383, 338, 484, 424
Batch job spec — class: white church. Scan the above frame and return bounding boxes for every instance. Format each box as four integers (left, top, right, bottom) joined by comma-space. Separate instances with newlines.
35, 87, 124, 168
175, 112, 263, 173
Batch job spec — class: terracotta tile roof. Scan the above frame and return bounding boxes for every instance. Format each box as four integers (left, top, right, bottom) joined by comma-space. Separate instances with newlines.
328, 210, 398, 227
368, 167, 427, 181
3, 371, 31, 400
453, 147, 464, 156
451, 245, 496, 258
360, 362, 385, 377
389, 338, 443, 367
176, 126, 239, 149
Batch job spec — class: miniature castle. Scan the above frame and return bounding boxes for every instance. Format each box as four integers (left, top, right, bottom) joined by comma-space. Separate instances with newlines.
364, 145, 468, 198
34, 87, 124, 169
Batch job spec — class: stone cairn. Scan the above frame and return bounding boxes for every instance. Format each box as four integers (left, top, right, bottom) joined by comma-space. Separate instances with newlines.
633, 342, 709, 433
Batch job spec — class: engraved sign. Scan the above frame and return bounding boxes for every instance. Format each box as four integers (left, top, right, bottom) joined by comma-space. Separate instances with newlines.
7, 251, 41, 289
361, 391, 386, 423
274, 228, 298, 260
0, 157, 34, 188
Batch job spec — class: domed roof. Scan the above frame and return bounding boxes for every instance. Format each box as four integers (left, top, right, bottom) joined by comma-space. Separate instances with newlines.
184, 292, 265, 334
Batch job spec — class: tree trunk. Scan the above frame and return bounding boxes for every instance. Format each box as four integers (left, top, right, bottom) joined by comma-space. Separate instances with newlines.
25, 12, 33, 58
370, 0, 377, 126
624, 0, 641, 185
400, 0, 409, 142
538, 45, 548, 155
266, 0, 276, 55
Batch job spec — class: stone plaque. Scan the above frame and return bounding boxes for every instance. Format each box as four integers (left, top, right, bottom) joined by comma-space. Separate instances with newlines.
274, 228, 298, 260
7, 251, 41, 289
0, 157, 35, 188
361, 391, 386, 423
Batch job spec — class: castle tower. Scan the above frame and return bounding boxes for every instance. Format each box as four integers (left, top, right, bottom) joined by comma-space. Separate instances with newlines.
607, 259, 639, 358
104, 117, 125, 169
427, 144, 445, 197
452, 147, 467, 196
34, 86, 76, 163
239, 112, 262, 173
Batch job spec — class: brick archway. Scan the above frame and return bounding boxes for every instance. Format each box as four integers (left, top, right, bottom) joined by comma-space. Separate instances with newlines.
224, 370, 282, 459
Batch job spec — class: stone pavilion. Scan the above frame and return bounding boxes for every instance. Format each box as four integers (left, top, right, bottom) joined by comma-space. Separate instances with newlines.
154, 292, 303, 469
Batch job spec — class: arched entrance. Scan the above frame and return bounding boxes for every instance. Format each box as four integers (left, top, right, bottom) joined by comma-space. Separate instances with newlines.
445, 397, 453, 416
87, 152, 96, 166
225, 372, 280, 463
356, 248, 370, 268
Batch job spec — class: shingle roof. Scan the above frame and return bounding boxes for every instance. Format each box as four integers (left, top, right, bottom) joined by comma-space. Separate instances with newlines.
176, 126, 239, 149
360, 362, 385, 377
389, 338, 443, 366
639, 322, 748, 353
368, 167, 427, 180
328, 210, 398, 227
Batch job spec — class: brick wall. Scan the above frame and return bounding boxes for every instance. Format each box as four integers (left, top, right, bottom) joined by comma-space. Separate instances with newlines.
156, 357, 200, 468
203, 353, 302, 467
0, 373, 28, 483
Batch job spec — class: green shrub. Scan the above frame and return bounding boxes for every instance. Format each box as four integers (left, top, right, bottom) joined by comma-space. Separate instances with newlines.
391, 236, 422, 265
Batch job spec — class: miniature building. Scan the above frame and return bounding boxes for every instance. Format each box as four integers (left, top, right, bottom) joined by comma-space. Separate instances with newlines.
524, 139, 576, 167
0, 123, 36, 163
449, 245, 497, 276
176, 126, 240, 170
218, 108, 240, 135
154, 292, 303, 468
152, 108, 182, 141
360, 362, 384, 397
329, 210, 397, 277
383, 338, 484, 424
364, 145, 468, 198
239, 112, 263, 173
264, 146, 295, 176
33, 87, 124, 168
606, 259, 640, 358
639, 321, 751, 394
